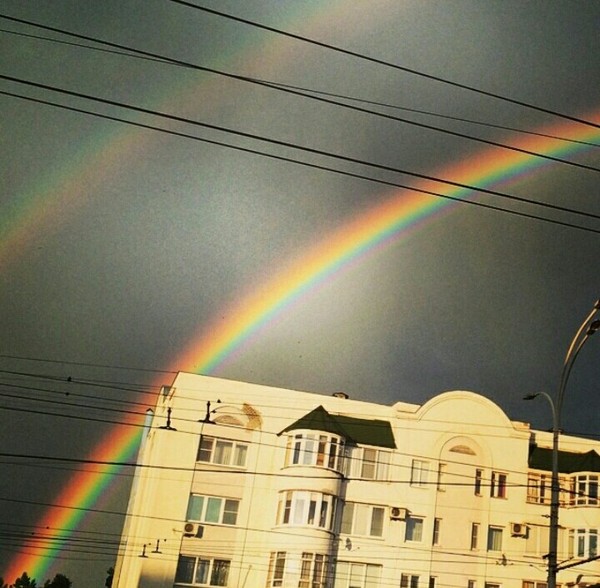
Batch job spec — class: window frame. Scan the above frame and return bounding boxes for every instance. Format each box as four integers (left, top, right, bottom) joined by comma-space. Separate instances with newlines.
410, 460, 429, 488
345, 446, 390, 481
285, 431, 344, 471
197, 435, 248, 468
523, 581, 547, 588
432, 518, 441, 546
569, 528, 599, 558
436, 463, 446, 491
571, 474, 599, 506
340, 502, 385, 537
487, 526, 503, 552
276, 490, 336, 530
527, 472, 570, 506
490, 471, 507, 499
174, 555, 231, 587
186, 494, 240, 526
299, 552, 329, 588
405, 516, 424, 542
470, 523, 480, 550
334, 561, 381, 588
267, 552, 330, 588
401, 574, 419, 588
474, 469, 483, 496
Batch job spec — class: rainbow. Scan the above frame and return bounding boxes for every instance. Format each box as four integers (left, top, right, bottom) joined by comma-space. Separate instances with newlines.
4, 110, 599, 583
179, 115, 600, 373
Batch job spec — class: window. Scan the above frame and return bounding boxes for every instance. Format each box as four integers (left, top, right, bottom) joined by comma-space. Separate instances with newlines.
491, 472, 507, 498
285, 432, 344, 470
334, 562, 381, 588
186, 495, 239, 526
345, 446, 390, 480
470, 523, 480, 550
299, 552, 329, 588
267, 552, 330, 588
474, 469, 483, 496
468, 580, 476, 588
487, 526, 503, 552
432, 518, 441, 546
569, 528, 599, 558
175, 555, 230, 586
197, 436, 248, 468
484, 584, 500, 588
528, 473, 569, 506
570, 475, 599, 506
341, 503, 384, 537
401, 575, 419, 588
267, 552, 286, 587
436, 463, 446, 491
411, 460, 429, 487
527, 474, 550, 505
525, 524, 549, 556
523, 581, 547, 588
276, 490, 336, 530
405, 516, 424, 542
429, 577, 436, 588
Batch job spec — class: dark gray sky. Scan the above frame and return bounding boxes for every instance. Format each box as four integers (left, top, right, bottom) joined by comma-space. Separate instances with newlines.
1, 1, 599, 585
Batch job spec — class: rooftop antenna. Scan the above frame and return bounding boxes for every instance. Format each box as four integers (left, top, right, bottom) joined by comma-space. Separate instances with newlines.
199, 399, 221, 423
159, 407, 177, 431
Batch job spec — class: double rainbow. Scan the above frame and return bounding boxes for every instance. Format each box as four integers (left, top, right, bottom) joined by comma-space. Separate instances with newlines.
5, 111, 599, 582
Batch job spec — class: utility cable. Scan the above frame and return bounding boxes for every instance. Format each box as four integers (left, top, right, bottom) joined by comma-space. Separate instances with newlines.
0, 16, 598, 173
170, 1, 600, 130
1, 84, 600, 237
1, 26, 598, 148
0, 352, 176, 375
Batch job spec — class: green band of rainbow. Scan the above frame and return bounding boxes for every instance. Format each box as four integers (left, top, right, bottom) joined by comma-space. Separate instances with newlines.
5, 111, 599, 582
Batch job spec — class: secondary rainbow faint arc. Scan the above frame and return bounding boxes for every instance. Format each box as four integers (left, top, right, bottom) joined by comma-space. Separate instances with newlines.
5, 112, 599, 583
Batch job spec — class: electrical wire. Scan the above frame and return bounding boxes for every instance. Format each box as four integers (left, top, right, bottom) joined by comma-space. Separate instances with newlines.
1, 87, 599, 237
1, 19, 598, 174
169, 1, 600, 130
1, 25, 598, 150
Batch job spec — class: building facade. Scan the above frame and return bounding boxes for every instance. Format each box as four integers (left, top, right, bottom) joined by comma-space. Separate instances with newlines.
113, 373, 600, 588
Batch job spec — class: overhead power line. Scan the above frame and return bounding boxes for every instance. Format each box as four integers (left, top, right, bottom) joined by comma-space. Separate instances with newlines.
2, 27, 598, 151
1, 78, 600, 236
0, 93, 598, 237
170, 0, 600, 131
0, 352, 176, 375
0, 15, 598, 173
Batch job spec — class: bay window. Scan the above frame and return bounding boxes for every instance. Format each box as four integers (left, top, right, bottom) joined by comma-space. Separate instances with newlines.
276, 490, 336, 530
285, 432, 343, 470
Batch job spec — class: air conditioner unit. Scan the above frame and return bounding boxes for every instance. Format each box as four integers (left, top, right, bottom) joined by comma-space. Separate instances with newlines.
390, 507, 408, 520
510, 523, 528, 537
183, 522, 204, 538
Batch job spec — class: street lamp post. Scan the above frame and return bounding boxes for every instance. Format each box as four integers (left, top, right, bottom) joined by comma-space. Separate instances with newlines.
525, 299, 600, 588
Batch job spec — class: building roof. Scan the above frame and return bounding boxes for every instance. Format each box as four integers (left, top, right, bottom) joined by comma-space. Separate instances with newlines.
279, 405, 397, 449
528, 445, 600, 473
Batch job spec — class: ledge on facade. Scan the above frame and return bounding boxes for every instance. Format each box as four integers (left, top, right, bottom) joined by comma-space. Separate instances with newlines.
529, 445, 600, 473
278, 405, 397, 449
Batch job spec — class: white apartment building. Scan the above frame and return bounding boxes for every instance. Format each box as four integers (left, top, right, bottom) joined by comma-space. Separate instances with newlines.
113, 372, 600, 588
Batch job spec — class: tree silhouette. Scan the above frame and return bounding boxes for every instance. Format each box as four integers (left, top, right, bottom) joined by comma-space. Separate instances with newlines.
13, 573, 36, 588
43, 574, 71, 588
105, 567, 114, 588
